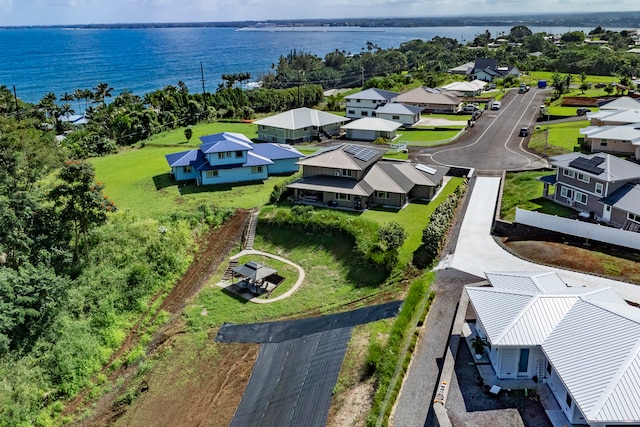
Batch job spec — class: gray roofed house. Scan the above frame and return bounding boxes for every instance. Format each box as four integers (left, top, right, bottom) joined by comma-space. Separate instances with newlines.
587, 108, 640, 126
344, 88, 398, 120
597, 96, 640, 110
341, 117, 403, 141
288, 143, 449, 209
374, 103, 423, 126
540, 152, 640, 223
254, 107, 349, 144
467, 271, 640, 426
440, 79, 487, 97
599, 183, 640, 230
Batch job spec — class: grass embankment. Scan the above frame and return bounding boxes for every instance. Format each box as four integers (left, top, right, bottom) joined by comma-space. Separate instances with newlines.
528, 120, 588, 157
397, 128, 463, 146
501, 171, 576, 222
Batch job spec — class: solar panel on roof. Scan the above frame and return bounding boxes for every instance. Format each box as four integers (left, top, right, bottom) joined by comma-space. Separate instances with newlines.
415, 164, 437, 174
343, 145, 378, 162
568, 156, 605, 175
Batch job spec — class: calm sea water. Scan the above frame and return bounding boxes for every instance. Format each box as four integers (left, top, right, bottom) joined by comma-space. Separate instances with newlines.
0, 25, 605, 104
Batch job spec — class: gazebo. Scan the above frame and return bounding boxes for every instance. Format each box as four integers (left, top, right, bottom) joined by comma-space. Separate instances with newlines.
231, 261, 278, 294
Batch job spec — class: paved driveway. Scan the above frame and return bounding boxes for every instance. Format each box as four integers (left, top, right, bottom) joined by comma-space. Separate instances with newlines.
449, 176, 640, 304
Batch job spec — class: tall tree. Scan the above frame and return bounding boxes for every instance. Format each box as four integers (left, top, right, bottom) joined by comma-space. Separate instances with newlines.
49, 160, 116, 262
93, 82, 114, 105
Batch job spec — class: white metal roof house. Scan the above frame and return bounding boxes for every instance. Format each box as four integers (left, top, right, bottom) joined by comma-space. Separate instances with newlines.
467, 271, 640, 426
580, 123, 640, 160
395, 87, 463, 114
598, 96, 640, 111
253, 107, 349, 144
587, 108, 640, 126
344, 88, 398, 120
440, 79, 488, 97
341, 117, 402, 141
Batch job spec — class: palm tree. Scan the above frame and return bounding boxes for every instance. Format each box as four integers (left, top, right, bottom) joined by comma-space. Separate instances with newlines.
73, 89, 84, 112
93, 82, 114, 105
60, 103, 75, 120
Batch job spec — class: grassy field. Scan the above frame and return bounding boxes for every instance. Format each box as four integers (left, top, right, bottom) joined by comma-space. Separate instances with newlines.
501, 171, 576, 221
361, 177, 463, 265
528, 120, 587, 157
145, 121, 258, 147
397, 128, 463, 146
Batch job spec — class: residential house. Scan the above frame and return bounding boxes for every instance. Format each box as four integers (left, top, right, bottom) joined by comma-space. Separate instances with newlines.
344, 88, 397, 119
467, 271, 640, 426
165, 132, 302, 185
448, 61, 475, 75
395, 87, 463, 114
58, 113, 88, 126
253, 107, 349, 144
440, 80, 487, 97
373, 103, 422, 126
538, 152, 640, 222
287, 143, 448, 209
600, 183, 640, 230
580, 123, 640, 159
469, 58, 520, 82
597, 96, 640, 110
587, 108, 640, 126
341, 117, 402, 141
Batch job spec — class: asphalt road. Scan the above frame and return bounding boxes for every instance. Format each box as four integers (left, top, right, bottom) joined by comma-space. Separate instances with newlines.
413, 88, 552, 172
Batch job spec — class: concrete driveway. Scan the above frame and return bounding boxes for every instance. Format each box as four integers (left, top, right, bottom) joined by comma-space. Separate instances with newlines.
449, 176, 640, 304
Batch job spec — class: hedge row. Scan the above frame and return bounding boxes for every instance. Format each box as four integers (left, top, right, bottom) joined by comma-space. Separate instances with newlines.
366, 272, 435, 427
414, 178, 468, 269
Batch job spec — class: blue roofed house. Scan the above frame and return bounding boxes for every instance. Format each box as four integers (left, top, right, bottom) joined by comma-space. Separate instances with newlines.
165, 132, 302, 185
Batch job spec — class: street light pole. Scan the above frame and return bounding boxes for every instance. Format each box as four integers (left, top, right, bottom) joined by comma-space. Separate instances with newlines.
545, 109, 550, 158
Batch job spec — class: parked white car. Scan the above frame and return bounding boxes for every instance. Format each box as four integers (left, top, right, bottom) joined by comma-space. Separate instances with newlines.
490, 101, 501, 110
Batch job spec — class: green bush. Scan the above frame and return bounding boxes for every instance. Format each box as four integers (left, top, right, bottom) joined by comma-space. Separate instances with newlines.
366, 273, 435, 427
268, 173, 301, 204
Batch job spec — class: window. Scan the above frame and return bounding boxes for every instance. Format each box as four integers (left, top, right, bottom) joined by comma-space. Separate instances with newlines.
565, 393, 572, 408
560, 187, 574, 199
574, 191, 588, 205
595, 182, 603, 195
251, 166, 263, 174
341, 169, 352, 177
375, 191, 389, 199
356, 99, 361, 103
348, 110, 355, 115
600, 138, 608, 146
392, 115, 400, 120
361, 111, 368, 116
576, 173, 590, 183
206, 170, 219, 178
183, 166, 192, 174
235, 151, 244, 158
335, 193, 351, 201
546, 362, 552, 375
562, 169, 575, 178
629, 213, 640, 223
218, 152, 225, 159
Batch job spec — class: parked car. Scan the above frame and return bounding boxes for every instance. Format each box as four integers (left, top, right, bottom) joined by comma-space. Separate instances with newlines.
490, 101, 501, 110
519, 127, 529, 137
576, 107, 592, 116
462, 104, 480, 112
595, 83, 606, 88
486, 83, 497, 90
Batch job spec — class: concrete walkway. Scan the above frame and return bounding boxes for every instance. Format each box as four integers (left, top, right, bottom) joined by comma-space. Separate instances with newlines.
217, 250, 305, 304
449, 176, 640, 304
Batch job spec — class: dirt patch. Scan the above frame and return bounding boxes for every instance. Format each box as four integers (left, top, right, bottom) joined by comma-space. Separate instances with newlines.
65, 209, 252, 424
114, 338, 259, 427
330, 380, 375, 427
502, 239, 640, 285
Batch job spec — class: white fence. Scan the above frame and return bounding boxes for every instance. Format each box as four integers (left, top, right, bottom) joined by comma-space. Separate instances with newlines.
515, 208, 640, 251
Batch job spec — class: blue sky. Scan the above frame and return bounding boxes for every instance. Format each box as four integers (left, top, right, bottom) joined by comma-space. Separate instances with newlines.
1, 0, 638, 26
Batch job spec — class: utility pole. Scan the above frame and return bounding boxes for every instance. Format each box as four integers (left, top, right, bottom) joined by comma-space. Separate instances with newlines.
12, 85, 19, 120
200, 62, 207, 116
361, 67, 365, 87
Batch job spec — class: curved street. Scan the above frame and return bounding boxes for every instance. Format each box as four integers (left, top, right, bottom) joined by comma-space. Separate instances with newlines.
412, 88, 551, 172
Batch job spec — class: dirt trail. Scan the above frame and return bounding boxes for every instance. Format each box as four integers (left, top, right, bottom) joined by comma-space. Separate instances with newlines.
65, 209, 252, 425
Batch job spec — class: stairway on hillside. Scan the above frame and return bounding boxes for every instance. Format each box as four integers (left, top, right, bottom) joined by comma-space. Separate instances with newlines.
244, 210, 259, 250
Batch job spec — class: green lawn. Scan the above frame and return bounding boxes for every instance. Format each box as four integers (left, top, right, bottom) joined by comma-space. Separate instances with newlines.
528, 120, 588, 157
361, 177, 463, 265
91, 145, 294, 218
397, 128, 463, 146
501, 171, 575, 221
145, 121, 258, 147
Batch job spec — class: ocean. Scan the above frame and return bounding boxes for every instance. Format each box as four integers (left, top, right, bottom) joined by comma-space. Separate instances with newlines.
0, 25, 606, 104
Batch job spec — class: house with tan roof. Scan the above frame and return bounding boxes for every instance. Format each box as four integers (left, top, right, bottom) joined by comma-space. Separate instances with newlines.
341, 117, 402, 141
440, 79, 487, 97
254, 107, 349, 144
467, 271, 640, 426
287, 143, 448, 209
395, 87, 463, 114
